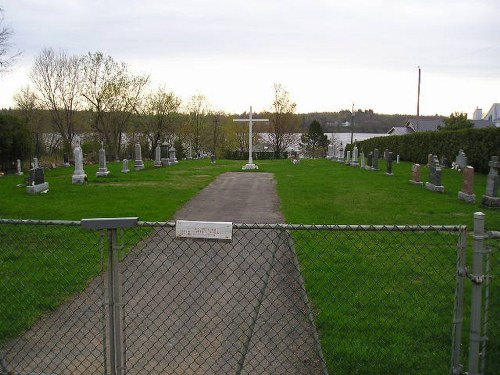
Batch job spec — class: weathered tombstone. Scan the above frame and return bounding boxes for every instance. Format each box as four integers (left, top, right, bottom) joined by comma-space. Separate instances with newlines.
16, 159, 23, 176
366, 152, 373, 170
426, 155, 445, 192
458, 166, 476, 203
72, 143, 87, 184
154, 144, 162, 168
337, 146, 344, 163
385, 152, 394, 176
427, 153, 433, 166
351, 145, 359, 167
96, 143, 110, 177
135, 143, 145, 170
372, 149, 379, 170
160, 142, 170, 166
345, 151, 351, 165
360, 152, 366, 168
482, 156, 500, 207
396, 154, 400, 164
169, 146, 178, 164
327, 144, 334, 160
332, 144, 337, 160
63, 153, 70, 167
122, 159, 130, 173
26, 158, 49, 194
409, 163, 424, 185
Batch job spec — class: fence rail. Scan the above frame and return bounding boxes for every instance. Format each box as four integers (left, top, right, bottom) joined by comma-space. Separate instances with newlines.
0, 214, 497, 374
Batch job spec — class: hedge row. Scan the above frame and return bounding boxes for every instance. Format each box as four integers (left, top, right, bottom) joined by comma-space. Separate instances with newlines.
354, 128, 500, 174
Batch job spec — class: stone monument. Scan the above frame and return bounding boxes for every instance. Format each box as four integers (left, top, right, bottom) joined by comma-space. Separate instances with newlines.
26, 157, 49, 194
169, 146, 178, 164
72, 142, 87, 184
96, 143, 110, 177
122, 159, 130, 173
16, 159, 23, 176
135, 143, 145, 170
425, 155, 445, 192
385, 152, 394, 176
372, 149, 379, 170
458, 166, 475, 203
350, 145, 359, 167
233, 106, 269, 170
154, 144, 162, 168
453, 149, 467, 171
482, 156, 500, 208
410, 164, 424, 185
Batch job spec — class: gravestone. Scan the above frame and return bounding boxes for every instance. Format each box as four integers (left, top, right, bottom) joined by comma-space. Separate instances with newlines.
96, 143, 110, 177
63, 153, 70, 167
26, 158, 49, 194
410, 164, 424, 185
327, 144, 334, 160
360, 152, 366, 169
332, 144, 337, 161
72, 143, 87, 184
135, 143, 145, 170
482, 156, 500, 208
384, 149, 389, 160
169, 146, 178, 164
372, 149, 379, 170
425, 155, 445, 192
122, 159, 130, 173
154, 144, 162, 168
351, 145, 359, 167
337, 146, 344, 163
366, 152, 373, 170
396, 154, 400, 164
385, 152, 394, 176
16, 159, 23, 176
345, 151, 351, 165
427, 153, 433, 166
160, 142, 170, 165
458, 166, 475, 203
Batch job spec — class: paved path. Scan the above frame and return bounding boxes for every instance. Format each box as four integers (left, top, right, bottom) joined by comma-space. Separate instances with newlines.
2, 172, 325, 374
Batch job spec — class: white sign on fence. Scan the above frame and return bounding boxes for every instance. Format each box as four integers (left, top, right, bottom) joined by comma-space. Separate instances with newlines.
175, 220, 233, 241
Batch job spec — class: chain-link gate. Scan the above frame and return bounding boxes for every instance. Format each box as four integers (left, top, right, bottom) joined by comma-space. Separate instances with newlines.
1, 216, 496, 374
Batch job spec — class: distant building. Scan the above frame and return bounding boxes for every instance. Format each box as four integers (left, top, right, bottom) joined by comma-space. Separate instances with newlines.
387, 111, 495, 135
482, 104, 500, 127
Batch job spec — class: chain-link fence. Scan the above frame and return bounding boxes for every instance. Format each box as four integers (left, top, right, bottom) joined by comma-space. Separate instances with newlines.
0, 217, 496, 374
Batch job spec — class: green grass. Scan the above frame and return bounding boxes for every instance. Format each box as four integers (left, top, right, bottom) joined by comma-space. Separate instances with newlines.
0, 158, 499, 373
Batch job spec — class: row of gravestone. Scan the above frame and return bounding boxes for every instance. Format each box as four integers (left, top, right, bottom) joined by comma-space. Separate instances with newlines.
330, 145, 399, 176
409, 154, 499, 208
22, 143, 178, 194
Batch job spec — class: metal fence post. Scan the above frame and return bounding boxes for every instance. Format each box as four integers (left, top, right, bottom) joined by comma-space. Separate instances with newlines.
451, 226, 467, 374
81, 217, 137, 375
468, 212, 486, 375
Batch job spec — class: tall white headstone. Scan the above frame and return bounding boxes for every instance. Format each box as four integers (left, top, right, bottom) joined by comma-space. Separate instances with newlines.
154, 144, 162, 168
135, 143, 145, 170
233, 106, 269, 170
96, 142, 110, 177
16, 159, 23, 176
72, 143, 87, 184
122, 159, 130, 173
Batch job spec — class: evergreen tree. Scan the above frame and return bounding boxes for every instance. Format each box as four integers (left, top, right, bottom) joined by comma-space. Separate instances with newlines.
300, 120, 329, 158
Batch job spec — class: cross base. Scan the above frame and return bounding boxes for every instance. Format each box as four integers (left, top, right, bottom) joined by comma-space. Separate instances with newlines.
242, 163, 259, 170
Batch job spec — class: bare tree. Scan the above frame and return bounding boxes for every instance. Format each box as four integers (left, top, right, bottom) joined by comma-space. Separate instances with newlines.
0, 8, 20, 74
30, 48, 82, 155
81, 51, 149, 160
268, 83, 299, 157
142, 87, 181, 157
186, 94, 210, 157
14, 85, 43, 157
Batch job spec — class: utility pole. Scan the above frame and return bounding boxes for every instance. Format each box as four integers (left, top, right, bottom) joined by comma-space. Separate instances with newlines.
350, 103, 355, 145
417, 66, 421, 132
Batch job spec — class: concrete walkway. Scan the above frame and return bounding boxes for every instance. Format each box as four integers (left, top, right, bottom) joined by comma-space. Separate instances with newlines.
2, 172, 326, 374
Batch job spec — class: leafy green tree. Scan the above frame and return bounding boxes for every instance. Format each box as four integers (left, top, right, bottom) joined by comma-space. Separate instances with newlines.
300, 120, 329, 158
441, 112, 473, 130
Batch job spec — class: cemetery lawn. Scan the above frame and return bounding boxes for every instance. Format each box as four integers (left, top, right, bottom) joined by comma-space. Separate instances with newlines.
1, 158, 499, 374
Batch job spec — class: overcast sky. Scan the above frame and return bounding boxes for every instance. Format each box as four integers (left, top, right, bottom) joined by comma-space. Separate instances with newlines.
1, 0, 499, 117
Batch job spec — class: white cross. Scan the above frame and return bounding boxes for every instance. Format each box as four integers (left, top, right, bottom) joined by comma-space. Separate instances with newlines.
233, 106, 269, 170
